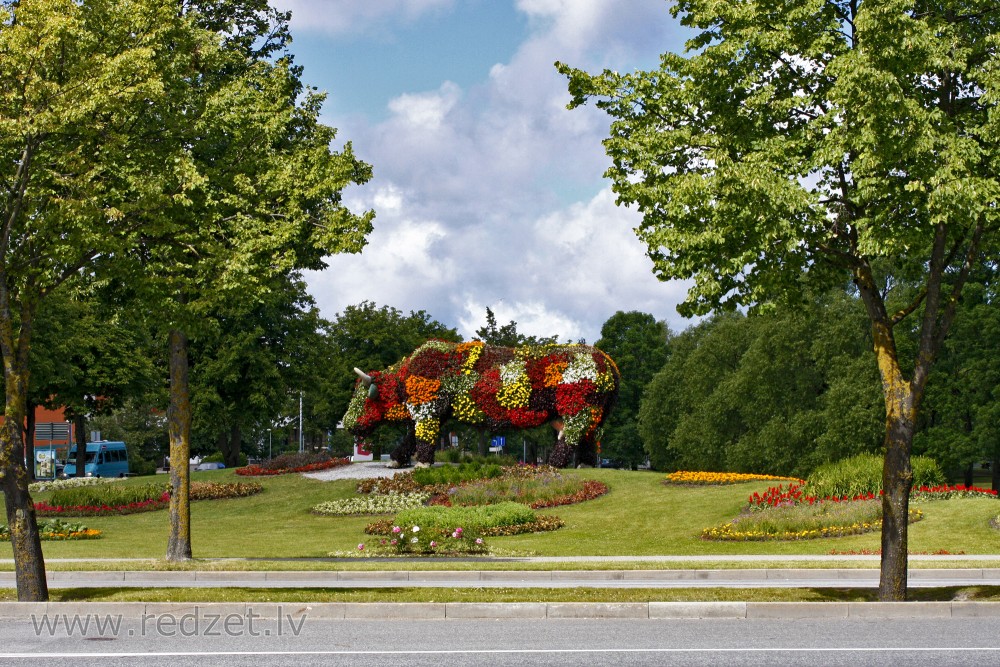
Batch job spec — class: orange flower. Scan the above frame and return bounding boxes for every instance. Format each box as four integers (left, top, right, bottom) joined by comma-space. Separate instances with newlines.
405, 376, 441, 404
544, 362, 567, 387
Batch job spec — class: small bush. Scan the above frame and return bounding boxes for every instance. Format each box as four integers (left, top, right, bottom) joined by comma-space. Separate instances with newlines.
410, 462, 503, 487
804, 453, 945, 498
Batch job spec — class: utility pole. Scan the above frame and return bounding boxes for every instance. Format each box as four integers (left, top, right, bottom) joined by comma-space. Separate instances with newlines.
298, 392, 304, 453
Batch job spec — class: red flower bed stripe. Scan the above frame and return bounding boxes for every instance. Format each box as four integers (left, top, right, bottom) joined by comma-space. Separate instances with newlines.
235, 457, 351, 477
35, 492, 171, 517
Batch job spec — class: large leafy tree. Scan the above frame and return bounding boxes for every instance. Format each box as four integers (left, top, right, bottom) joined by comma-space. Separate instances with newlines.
190, 273, 323, 468
559, 1, 1000, 600
128, 2, 373, 561
28, 287, 157, 478
594, 311, 670, 468
0, 0, 214, 600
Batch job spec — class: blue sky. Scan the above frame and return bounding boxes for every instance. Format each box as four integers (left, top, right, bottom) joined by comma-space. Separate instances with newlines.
271, 0, 693, 343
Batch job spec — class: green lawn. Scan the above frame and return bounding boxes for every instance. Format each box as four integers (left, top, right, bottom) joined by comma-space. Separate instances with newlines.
10, 467, 1000, 562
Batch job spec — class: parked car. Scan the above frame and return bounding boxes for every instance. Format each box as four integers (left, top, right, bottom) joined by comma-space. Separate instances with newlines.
600, 458, 623, 469
194, 462, 226, 471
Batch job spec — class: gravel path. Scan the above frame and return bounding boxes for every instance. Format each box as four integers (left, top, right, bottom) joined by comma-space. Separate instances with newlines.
302, 461, 408, 481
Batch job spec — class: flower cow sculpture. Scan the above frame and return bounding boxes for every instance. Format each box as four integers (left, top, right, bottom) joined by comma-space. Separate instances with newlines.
342, 340, 620, 468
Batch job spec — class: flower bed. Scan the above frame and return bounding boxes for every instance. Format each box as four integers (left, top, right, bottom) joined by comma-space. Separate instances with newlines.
36, 481, 263, 516
190, 481, 263, 501
748, 482, 998, 510
360, 465, 607, 509
666, 471, 804, 485
236, 454, 350, 477
29, 477, 114, 494
0, 519, 102, 541
36, 492, 170, 517
910, 484, 998, 501
312, 492, 431, 516
703, 503, 923, 541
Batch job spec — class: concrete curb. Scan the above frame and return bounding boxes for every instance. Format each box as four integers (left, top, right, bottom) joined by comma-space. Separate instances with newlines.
0, 601, 997, 620
12, 568, 1000, 588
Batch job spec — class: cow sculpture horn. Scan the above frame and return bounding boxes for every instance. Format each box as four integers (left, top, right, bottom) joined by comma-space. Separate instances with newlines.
353, 367, 373, 387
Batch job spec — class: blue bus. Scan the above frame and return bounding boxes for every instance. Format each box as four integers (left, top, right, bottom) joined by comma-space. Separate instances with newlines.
63, 441, 130, 478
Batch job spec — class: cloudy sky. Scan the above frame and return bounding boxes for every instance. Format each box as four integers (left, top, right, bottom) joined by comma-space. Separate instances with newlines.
272, 0, 695, 343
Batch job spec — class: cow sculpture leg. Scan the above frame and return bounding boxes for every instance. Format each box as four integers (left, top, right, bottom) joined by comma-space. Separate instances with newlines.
577, 434, 599, 468
389, 426, 417, 468
549, 431, 573, 468
414, 441, 436, 467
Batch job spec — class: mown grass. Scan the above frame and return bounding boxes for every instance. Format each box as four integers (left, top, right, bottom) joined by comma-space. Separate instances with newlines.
10, 467, 1000, 561
1, 586, 999, 603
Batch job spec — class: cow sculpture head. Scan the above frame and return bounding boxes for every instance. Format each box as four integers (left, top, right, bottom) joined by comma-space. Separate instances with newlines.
343, 340, 620, 468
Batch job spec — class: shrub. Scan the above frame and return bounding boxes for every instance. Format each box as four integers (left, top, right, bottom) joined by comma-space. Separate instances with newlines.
804, 452, 945, 498
410, 462, 503, 487
312, 493, 431, 516
203, 451, 248, 466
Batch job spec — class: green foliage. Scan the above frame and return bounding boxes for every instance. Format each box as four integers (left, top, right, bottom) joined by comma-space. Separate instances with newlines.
48, 483, 168, 509
805, 453, 945, 499
394, 502, 537, 533
203, 451, 248, 467
639, 294, 883, 476
315, 302, 461, 435
595, 311, 671, 468
410, 462, 503, 487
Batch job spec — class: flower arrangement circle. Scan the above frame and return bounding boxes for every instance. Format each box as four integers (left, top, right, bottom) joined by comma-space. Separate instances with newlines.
344, 341, 620, 468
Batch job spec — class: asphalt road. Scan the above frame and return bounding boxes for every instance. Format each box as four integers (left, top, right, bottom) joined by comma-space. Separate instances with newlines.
0, 616, 997, 666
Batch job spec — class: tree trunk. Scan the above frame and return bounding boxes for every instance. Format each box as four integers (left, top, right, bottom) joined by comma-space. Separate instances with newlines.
73, 413, 87, 478
166, 330, 193, 561
1, 390, 48, 601
879, 384, 916, 602
222, 423, 241, 468
24, 400, 35, 482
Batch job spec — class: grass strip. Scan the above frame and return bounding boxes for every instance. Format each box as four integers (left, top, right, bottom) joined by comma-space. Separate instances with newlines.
2, 586, 999, 603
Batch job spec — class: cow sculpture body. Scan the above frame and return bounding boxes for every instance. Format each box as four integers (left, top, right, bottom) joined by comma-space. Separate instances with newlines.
343, 340, 620, 468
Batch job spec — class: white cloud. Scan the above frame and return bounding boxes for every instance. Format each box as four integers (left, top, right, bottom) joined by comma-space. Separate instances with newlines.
386, 82, 462, 130
306, 1, 696, 342
272, 0, 454, 36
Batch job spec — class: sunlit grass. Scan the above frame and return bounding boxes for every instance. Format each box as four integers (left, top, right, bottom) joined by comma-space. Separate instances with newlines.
5, 468, 998, 562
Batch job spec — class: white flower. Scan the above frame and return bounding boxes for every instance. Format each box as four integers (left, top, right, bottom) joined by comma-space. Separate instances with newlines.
412, 525, 420, 533
411, 537, 419, 544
